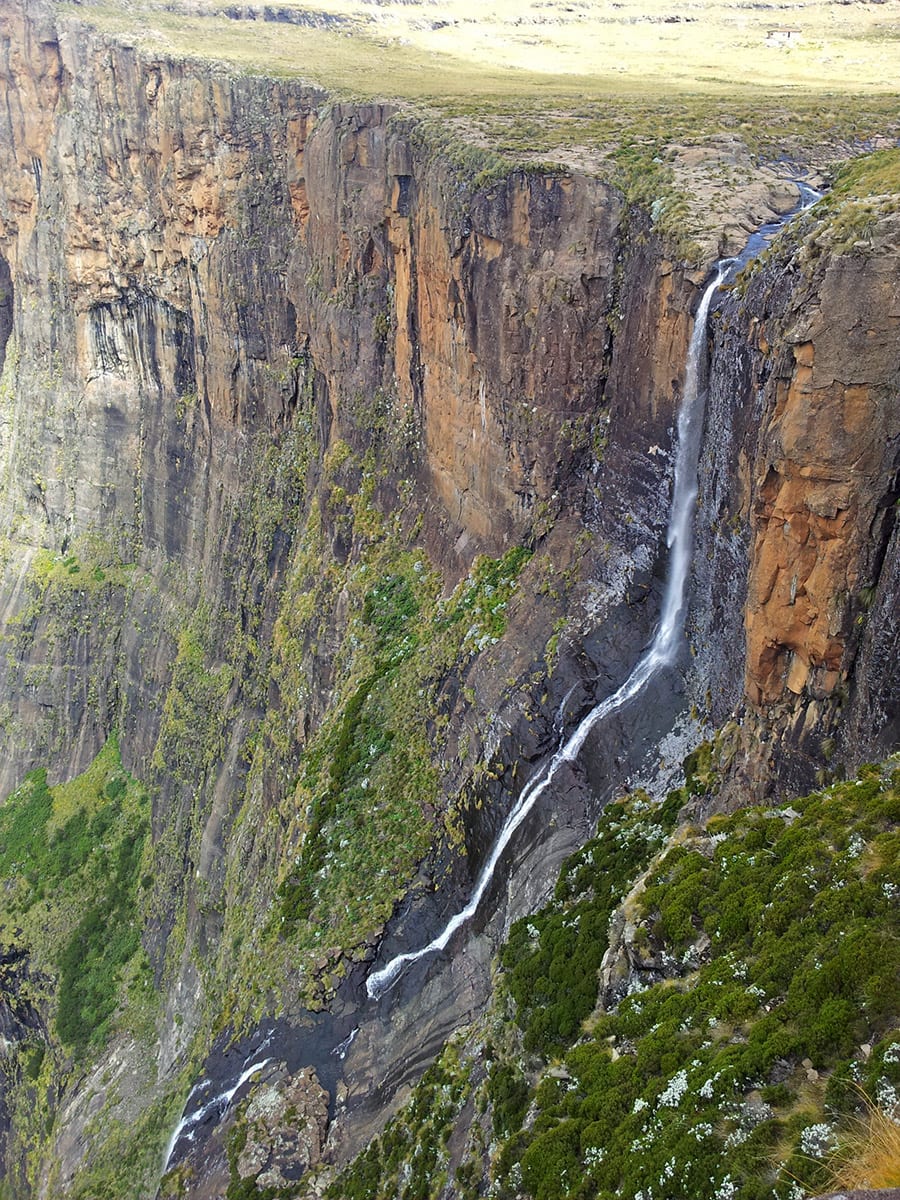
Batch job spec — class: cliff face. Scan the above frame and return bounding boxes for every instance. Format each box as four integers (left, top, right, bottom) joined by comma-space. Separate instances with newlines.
0, 6, 640, 790
694, 218, 900, 802
0, 4, 700, 1193
0, 2, 897, 1197
743, 249, 899, 711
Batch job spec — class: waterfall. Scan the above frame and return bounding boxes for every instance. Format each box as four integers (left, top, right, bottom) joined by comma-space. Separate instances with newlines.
365, 260, 732, 1002
332, 1026, 360, 1060
162, 1056, 272, 1173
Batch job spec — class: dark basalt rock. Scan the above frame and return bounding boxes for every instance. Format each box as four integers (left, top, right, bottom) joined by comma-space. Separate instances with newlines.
0, 0, 897, 1194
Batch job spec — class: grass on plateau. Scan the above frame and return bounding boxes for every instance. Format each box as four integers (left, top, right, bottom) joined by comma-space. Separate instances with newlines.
57, 0, 900, 214
59, 0, 900, 102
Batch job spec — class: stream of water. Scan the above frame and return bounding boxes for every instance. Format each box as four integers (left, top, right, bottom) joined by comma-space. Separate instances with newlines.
365, 258, 732, 1000
161, 1032, 275, 1172
160, 184, 823, 1170
365, 182, 823, 1002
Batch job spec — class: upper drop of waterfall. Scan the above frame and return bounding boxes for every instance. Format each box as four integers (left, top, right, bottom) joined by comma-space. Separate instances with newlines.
365, 259, 731, 1002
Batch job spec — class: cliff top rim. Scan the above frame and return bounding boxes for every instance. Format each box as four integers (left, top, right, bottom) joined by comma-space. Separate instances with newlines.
53, 0, 900, 206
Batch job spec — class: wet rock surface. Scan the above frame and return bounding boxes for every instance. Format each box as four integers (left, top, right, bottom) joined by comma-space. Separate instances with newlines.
0, 942, 50, 1189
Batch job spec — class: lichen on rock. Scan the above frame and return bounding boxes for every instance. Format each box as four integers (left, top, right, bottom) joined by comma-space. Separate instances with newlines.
235, 1065, 329, 1189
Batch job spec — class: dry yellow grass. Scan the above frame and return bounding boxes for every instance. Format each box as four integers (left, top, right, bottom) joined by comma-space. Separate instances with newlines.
61, 0, 900, 100
828, 1094, 900, 1190
57, 0, 900, 259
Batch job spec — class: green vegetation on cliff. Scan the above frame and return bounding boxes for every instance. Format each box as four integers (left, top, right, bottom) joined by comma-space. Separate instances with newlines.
497, 760, 899, 1200
0, 276, 551, 1192
499, 784, 685, 1058
332, 755, 900, 1200
218, 435, 536, 1014
803, 147, 900, 254
0, 738, 212, 1200
274, 541, 532, 943
0, 735, 152, 1052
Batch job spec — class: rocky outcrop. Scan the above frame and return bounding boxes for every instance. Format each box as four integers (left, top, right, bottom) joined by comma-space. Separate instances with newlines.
158, 1063, 330, 1199
236, 1066, 328, 1188
742, 238, 900, 712
693, 213, 900, 799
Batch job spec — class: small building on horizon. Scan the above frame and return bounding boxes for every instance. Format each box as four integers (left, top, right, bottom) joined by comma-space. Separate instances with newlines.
766, 26, 802, 46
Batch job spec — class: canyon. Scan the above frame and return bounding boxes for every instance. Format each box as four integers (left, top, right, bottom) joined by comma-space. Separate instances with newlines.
0, 2, 897, 1197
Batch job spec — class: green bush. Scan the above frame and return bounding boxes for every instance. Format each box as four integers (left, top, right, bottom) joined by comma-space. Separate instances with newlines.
0, 737, 151, 1053
488, 1061, 531, 1136
501, 789, 683, 1054
327, 735, 898, 1200
492, 758, 900, 1200
327, 1045, 470, 1200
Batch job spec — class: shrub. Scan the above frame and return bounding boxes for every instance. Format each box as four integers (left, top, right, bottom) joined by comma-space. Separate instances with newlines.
0, 737, 150, 1054
501, 791, 682, 1054
492, 758, 900, 1199
488, 1062, 531, 1136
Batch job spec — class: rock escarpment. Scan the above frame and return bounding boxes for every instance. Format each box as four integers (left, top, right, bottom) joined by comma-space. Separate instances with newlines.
0, 1, 897, 1196
694, 210, 900, 801
0, 2, 641, 795
0, 3, 699, 1191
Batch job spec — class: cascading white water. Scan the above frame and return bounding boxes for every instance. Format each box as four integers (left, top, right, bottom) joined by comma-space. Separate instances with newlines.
332, 1025, 360, 1060
365, 259, 732, 1002
161, 1056, 272, 1173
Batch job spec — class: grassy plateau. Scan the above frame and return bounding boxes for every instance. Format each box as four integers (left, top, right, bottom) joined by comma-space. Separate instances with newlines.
57, 0, 900, 260
60, 0, 900, 156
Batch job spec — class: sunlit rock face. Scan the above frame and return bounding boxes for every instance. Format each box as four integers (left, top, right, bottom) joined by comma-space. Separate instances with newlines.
0, 1, 640, 791
742, 251, 900, 712
694, 217, 900, 802
0, 3, 697, 1189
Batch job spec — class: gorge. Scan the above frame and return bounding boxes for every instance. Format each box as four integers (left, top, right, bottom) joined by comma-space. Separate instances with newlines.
0, 2, 898, 1198
366, 247, 748, 1003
